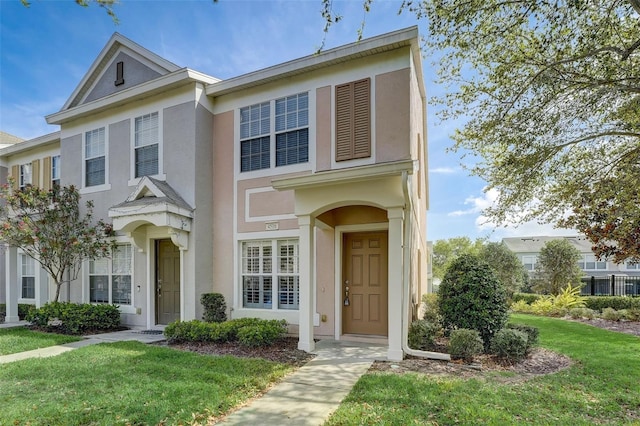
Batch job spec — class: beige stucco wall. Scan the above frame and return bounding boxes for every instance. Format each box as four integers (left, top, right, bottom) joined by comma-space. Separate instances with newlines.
315, 85, 332, 172
375, 68, 411, 163
314, 227, 335, 337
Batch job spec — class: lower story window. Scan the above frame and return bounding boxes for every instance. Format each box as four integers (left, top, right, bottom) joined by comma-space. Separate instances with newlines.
89, 245, 132, 305
20, 254, 35, 299
242, 239, 299, 310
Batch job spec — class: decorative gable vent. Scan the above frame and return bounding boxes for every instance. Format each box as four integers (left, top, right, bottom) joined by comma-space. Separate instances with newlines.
115, 61, 125, 86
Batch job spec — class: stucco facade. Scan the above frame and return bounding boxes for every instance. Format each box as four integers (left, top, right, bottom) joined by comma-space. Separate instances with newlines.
1, 27, 429, 360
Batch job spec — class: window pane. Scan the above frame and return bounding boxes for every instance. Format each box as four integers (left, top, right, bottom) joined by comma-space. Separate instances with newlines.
22, 277, 35, 299
276, 129, 309, 167
90, 258, 109, 275
85, 128, 105, 158
86, 157, 105, 187
278, 276, 299, 310
240, 137, 270, 172
135, 113, 159, 147
135, 144, 159, 177
112, 245, 132, 274
90, 275, 109, 303
112, 275, 131, 304
52, 155, 61, 180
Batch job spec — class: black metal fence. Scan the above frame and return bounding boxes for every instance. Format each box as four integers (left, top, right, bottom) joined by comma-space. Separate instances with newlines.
580, 275, 640, 297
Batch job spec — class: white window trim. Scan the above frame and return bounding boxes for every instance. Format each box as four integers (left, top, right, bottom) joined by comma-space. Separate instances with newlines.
51, 155, 61, 186
128, 110, 166, 186
83, 242, 135, 314
236, 91, 315, 180
80, 126, 112, 194
522, 255, 537, 271
578, 254, 608, 271
18, 252, 37, 302
237, 237, 301, 316
19, 163, 32, 189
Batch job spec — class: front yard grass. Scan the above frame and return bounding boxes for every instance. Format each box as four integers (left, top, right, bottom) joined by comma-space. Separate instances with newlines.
326, 314, 640, 425
0, 341, 292, 425
0, 327, 81, 355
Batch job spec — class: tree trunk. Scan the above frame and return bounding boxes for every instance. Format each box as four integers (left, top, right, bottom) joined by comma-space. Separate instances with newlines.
53, 279, 62, 303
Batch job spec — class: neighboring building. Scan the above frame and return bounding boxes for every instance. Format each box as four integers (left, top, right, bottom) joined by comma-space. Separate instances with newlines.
0, 132, 24, 150
503, 236, 640, 296
0, 27, 429, 360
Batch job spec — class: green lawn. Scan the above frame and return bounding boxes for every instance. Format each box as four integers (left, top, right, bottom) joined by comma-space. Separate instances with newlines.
326, 314, 640, 425
0, 327, 81, 355
0, 341, 292, 425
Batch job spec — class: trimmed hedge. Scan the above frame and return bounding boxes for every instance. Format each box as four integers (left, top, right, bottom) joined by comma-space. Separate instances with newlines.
164, 318, 288, 347
512, 293, 543, 304
584, 296, 640, 312
448, 328, 483, 362
0, 303, 34, 321
25, 302, 121, 334
408, 320, 441, 351
491, 328, 529, 362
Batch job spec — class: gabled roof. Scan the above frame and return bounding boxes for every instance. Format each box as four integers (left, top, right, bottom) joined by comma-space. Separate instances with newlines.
62, 33, 181, 110
111, 176, 193, 213
0, 131, 24, 146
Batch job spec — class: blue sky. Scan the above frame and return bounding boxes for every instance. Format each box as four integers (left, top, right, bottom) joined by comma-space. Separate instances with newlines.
0, 0, 574, 242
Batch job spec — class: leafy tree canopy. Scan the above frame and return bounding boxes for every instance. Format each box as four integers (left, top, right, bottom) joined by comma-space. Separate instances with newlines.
0, 183, 116, 302
21, 0, 119, 22
533, 239, 584, 295
478, 242, 527, 298
432, 236, 484, 280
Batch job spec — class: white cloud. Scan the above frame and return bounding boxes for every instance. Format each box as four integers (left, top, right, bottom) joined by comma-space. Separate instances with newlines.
430, 167, 458, 174
448, 188, 575, 240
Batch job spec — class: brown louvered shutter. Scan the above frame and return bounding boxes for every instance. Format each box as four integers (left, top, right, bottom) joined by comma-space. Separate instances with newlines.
352, 78, 371, 159
335, 78, 371, 162
335, 82, 353, 161
10, 165, 19, 191
31, 159, 40, 188
42, 156, 52, 191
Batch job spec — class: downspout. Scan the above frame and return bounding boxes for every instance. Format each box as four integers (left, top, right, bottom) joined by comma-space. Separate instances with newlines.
400, 170, 450, 361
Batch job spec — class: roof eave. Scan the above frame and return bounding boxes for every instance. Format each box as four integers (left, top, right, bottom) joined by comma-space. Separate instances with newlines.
46, 69, 219, 126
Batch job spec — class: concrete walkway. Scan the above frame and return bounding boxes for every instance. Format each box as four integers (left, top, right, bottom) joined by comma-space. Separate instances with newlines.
221, 340, 387, 425
1, 324, 385, 425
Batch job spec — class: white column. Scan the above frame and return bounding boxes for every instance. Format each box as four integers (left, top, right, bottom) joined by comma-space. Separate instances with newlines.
298, 214, 315, 352
387, 207, 404, 361
5, 245, 20, 323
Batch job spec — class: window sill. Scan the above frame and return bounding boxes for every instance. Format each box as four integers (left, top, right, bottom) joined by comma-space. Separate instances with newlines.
128, 174, 166, 187
80, 183, 112, 194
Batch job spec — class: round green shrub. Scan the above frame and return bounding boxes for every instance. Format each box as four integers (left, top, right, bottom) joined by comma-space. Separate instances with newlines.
408, 320, 441, 350
439, 254, 509, 349
201, 293, 227, 323
601, 307, 624, 321
506, 323, 539, 349
448, 328, 483, 362
491, 328, 529, 362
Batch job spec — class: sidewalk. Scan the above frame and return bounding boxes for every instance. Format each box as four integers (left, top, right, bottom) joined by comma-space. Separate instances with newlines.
221, 340, 387, 425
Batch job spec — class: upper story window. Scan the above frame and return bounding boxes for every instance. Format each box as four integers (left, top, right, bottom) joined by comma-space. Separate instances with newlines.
578, 254, 607, 271
134, 112, 159, 178
522, 255, 537, 271
275, 93, 309, 167
19, 164, 32, 189
626, 262, 639, 270
335, 78, 371, 162
89, 244, 132, 305
85, 127, 106, 187
51, 155, 61, 188
240, 92, 309, 173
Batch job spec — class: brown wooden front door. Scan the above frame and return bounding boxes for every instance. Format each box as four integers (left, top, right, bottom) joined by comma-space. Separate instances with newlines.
156, 239, 180, 325
342, 231, 388, 336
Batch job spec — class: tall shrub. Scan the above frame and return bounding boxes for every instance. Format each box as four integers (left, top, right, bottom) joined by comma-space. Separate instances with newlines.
201, 293, 227, 323
438, 254, 508, 349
